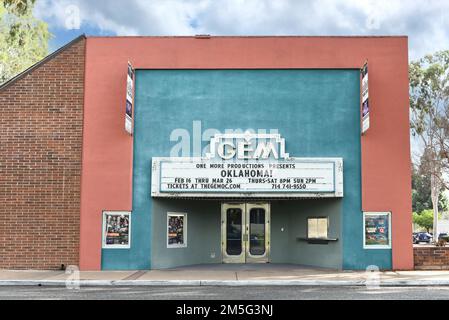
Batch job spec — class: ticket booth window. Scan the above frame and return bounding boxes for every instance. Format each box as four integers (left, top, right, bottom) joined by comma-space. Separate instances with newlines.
307, 217, 329, 239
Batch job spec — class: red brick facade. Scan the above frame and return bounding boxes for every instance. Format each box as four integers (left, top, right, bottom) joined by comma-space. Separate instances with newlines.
0, 37, 85, 269
414, 247, 449, 270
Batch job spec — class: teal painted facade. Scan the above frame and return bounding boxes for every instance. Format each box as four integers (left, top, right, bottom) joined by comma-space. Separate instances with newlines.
101, 69, 392, 270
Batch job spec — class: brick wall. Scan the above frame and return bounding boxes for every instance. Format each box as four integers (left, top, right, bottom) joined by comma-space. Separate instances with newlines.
414, 247, 449, 270
0, 38, 85, 269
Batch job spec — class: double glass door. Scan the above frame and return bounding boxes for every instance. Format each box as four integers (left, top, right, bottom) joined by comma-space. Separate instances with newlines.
221, 203, 270, 263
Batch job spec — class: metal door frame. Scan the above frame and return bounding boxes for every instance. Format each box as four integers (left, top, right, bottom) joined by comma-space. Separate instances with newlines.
221, 202, 271, 263
245, 202, 270, 263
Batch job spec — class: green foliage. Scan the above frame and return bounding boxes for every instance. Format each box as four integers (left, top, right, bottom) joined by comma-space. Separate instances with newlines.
413, 210, 442, 232
412, 165, 448, 213
0, 0, 51, 84
410, 52, 449, 227
409, 50, 449, 129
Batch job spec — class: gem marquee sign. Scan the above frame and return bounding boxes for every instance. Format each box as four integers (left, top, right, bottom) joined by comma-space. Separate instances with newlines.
151, 133, 343, 198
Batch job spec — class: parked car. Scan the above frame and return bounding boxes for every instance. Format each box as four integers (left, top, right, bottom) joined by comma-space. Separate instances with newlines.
438, 233, 449, 242
413, 232, 432, 244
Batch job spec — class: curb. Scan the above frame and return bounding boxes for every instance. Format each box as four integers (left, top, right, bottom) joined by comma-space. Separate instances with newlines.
2, 279, 449, 287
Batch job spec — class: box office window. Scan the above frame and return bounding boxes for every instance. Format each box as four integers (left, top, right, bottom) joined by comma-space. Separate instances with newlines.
308, 217, 329, 239
102, 211, 131, 249
167, 212, 187, 248
364, 212, 392, 249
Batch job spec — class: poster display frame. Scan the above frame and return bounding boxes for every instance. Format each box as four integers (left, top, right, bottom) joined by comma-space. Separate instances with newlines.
102, 211, 132, 249
363, 211, 392, 249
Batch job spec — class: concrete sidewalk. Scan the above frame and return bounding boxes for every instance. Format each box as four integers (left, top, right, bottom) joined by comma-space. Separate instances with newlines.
2, 264, 449, 286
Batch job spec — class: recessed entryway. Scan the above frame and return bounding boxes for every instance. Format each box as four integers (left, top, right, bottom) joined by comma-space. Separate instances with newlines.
221, 202, 270, 263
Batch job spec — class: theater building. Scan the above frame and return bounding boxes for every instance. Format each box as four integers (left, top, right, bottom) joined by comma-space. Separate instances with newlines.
0, 35, 413, 271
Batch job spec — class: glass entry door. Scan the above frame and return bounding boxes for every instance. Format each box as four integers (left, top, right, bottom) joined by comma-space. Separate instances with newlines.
221, 203, 270, 263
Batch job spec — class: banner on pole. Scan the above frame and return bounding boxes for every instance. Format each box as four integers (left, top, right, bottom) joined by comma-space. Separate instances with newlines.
361, 61, 369, 134
125, 62, 134, 135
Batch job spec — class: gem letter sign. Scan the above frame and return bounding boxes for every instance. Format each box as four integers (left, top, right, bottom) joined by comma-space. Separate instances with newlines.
151, 133, 344, 198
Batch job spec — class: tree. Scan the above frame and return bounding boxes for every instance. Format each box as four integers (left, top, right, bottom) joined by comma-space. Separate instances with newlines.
410, 50, 449, 239
413, 210, 436, 233
0, 0, 51, 84
412, 160, 448, 214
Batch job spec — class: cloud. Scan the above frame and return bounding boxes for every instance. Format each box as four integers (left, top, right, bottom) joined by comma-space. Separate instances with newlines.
34, 0, 449, 60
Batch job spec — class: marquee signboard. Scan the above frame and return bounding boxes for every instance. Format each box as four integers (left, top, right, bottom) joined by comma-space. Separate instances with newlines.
151, 133, 344, 198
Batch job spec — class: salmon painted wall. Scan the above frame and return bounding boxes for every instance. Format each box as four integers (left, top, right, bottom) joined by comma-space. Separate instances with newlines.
80, 36, 412, 270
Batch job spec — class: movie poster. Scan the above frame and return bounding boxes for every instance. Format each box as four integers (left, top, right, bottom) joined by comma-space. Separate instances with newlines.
103, 212, 131, 248
167, 213, 187, 247
364, 212, 391, 249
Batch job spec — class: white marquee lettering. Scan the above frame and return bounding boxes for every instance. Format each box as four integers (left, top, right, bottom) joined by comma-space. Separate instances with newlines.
217, 142, 236, 160
254, 141, 278, 159
154, 132, 344, 198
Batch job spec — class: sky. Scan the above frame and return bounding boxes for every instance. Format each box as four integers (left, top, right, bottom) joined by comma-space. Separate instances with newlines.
33, 0, 449, 61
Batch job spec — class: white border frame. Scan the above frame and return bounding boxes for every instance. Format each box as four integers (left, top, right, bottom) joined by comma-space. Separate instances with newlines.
151, 157, 343, 198
363, 212, 392, 249
102, 211, 132, 249
167, 212, 188, 248
307, 216, 329, 239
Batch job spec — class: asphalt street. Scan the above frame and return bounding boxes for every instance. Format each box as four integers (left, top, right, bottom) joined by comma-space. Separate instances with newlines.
1, 285, 449, 300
